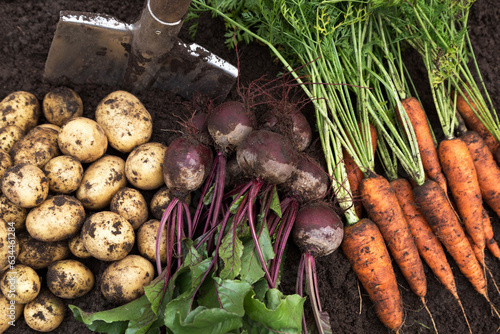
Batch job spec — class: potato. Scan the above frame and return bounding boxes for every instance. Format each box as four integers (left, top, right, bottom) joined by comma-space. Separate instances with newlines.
17, 232, 69, 269
101, 255, 154, 304
9, 126, 60, 168
0, 149, 12, 181
58, 117, 108, 163
68, 232, 92, 259
137, 219, 167, 265
47, 259, 94, 299
26, 195, 85, 242
0, 291, 24, 333
37, 123, 61, 132
150, 186, 191, 220
110, 187, 148, 230
0, 219, 18, 273
43, 87, 83, 126
24, 289, 65, 332
125, 142, 167, 190
0, 163, 49, 208
82, 211, 135, 261
0, 125, 24, 152
76, 155, 127, 210
95, 90, 153, 153
42, 155, 84, 193
0, 91, 40, 133
0, 264, 40, 304
0, 195, 28, 231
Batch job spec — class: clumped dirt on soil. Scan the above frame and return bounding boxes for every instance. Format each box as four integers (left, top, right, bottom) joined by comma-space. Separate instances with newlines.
1, 1, 500, 333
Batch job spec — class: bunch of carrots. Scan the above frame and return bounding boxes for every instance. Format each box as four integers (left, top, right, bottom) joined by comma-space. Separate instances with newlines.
190, 0, 500, 332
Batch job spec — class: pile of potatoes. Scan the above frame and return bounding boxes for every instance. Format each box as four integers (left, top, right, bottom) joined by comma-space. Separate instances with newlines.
0, 88, 177, 333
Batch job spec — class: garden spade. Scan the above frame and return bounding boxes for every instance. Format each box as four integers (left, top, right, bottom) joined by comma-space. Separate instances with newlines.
44, 0, 238, 101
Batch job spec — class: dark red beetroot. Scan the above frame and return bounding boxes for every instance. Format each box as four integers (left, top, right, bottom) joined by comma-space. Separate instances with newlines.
284, 155, 329, 203
262, 109, 312, 152
236, 129, 298, 185
207, 100, 256, 154
163, 136, 213, 199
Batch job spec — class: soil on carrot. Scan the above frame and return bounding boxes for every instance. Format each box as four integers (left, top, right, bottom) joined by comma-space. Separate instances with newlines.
1, 1, 500, 333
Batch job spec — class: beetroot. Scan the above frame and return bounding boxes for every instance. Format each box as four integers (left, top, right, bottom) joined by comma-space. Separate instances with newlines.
163, 136, 213, 199
285, 155, 329, 202
292, 202, 344, 257
236, 129, 297, 185
262, 109, 312, 152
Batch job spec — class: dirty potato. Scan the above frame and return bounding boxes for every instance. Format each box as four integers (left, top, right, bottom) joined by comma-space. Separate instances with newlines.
0, 194, 28, 230
0, 91, 40, 133
24, 289, 65, 332
81, 211, 135, 261
95, 90, 153, 153
100, 255, 154, 304
17, 232, 69, 269
0, 291, 24, 332
9, 126, 60, 168
110, 187, 148, 230
58, 117, 108, 163
0, 149, 12, 181
46, 259, 94, 299
137, 219, 167, 265
26, 195, 85, 242
76, 155, 127, 210
43, 86, 83, 126
0, 163, 49, 208
0, 125, 24, 152
42, 155, 84, 193
125, 142, 167, 190
150, 186, 191, 220
68, 232, 92, 259
0, 264, 40, 304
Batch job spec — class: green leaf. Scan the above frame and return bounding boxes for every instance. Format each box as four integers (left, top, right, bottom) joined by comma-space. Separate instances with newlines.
203, 184, 215, 205
269, 185, 282, 218
219, 226, 244, 280
239, 223, 275, 285
243, 289, 306, 334
230, 194, 246, 214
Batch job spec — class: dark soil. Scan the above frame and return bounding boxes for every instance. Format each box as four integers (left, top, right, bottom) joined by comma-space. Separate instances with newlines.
1, 1, 500, 333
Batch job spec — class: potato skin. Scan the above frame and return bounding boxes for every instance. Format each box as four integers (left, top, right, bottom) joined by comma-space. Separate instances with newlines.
0, 264, 40, 304
68, 233, 92, 259
9, 126, 60, 168
0, 91, 40, 133
137, 219, 167, 265
100, 255, 154, 304
81, 211, 135, 261
46, 259, 95, 299
150, 186, 191, 220
125, 142, 167, 190
24, 289, 65, 332
76, 155, 127, 210
0, 292, 24, 332
43, 86, 83, 126
0, 195, 28, 231
26, 195, 85, 242
110, 187, 148, 230
0, 149, 12, 181
0, 163, 49, 208
95, 90, 153, 153
58, 117, 108, 163
17, 232, 69, 269
0, 125, 24, 153
42, 155, 84, 193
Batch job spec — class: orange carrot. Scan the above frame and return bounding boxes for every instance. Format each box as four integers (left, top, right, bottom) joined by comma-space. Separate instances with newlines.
482, 208, 500, 261
390, 178, 461, 300
438, 137, 485, 252
413, 179, 487, 297
360, 173, 427, 298
461, 131, 500, 218
341, 218, 403, 331
399, 97, 447, 195
455, 88, 499, 154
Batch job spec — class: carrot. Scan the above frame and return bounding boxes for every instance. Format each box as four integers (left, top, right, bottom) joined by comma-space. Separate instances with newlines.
341, 218, 403, 331
482, 208, 500, 261
343, 124, 378, 218
438, 137, 485, 252
399, 97, 447, 195
360, 172, 427, 298
413, 179, 487, 297
461, 131, 500, 218
455, 88, 499, 154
